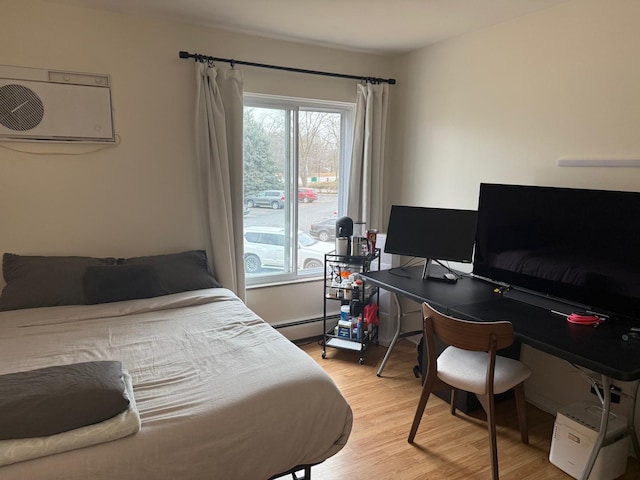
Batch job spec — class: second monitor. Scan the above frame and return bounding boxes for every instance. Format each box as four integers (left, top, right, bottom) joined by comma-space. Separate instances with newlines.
384, 205, 478, 281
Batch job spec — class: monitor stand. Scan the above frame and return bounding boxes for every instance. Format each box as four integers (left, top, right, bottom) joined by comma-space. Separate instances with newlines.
422, 258, 457, 283
421, 258, 433, 280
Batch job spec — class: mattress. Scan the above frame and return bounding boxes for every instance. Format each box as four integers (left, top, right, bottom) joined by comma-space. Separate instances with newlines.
0, 288, 352, 479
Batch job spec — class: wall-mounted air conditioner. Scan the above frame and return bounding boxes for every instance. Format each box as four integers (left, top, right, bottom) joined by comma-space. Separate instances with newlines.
0, 65, 115, 143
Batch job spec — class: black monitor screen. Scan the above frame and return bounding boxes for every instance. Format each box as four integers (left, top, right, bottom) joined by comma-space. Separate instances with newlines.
473, 183, 640, 318
385, 205, 478, 264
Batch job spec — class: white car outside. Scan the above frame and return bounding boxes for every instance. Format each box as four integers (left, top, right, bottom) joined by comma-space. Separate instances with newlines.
244, 226, 333, 273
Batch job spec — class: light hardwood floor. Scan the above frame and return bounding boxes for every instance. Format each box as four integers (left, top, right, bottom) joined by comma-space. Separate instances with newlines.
297, 339, 639, 480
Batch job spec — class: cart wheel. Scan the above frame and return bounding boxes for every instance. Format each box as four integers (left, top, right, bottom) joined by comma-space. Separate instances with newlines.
322, 352, 326, 359
359, 357, 364, 365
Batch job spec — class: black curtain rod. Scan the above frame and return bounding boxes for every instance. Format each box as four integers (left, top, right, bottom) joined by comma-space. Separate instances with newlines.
179, 50, 396, 85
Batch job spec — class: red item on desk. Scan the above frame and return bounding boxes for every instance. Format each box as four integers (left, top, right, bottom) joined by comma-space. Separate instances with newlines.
567, 312, 603, 326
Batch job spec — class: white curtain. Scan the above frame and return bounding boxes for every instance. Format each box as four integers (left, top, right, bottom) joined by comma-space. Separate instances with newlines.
346, 82, 389, 231
194, 62, 246, 300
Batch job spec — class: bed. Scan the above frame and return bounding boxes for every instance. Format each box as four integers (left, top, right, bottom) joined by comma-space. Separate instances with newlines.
0, 251, 352, 479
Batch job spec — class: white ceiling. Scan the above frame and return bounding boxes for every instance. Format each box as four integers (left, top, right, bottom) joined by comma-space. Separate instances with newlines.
45, 0, 569, 55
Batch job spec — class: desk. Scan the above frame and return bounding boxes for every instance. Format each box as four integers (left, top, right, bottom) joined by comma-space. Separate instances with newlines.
361, 265, 640, 480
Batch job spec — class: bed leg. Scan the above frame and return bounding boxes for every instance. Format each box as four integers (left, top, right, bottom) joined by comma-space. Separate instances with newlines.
291, 465, 311, 480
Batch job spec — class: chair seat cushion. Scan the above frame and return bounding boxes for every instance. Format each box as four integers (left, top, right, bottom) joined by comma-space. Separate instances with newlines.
437, 347, 531, 395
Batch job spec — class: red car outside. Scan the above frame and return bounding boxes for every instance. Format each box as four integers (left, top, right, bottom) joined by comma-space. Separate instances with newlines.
298, 187, 318, 203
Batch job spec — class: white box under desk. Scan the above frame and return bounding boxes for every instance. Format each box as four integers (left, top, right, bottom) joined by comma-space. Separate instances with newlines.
550, 401, 628, 480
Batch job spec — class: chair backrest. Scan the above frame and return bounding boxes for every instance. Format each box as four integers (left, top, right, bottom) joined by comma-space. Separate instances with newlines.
422, 302, 514, 353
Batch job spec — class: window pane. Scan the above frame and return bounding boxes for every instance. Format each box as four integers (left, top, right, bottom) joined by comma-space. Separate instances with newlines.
243, 106, 292, 277
243, 97, 350, 284
298, 110, 340, 272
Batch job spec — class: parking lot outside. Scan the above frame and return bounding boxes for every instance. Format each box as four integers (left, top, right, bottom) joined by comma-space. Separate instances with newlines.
243, 192, 338, 275
243, 193, 338, 244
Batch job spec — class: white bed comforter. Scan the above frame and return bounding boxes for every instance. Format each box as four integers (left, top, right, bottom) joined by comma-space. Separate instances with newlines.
0, 288, 352, 480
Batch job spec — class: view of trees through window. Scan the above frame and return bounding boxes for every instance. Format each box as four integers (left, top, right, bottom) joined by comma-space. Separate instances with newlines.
243, 96, 351, 282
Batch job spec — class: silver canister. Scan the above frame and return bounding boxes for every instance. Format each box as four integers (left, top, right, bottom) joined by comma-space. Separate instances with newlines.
351, 236, 367, 256
335, 237, 349, 255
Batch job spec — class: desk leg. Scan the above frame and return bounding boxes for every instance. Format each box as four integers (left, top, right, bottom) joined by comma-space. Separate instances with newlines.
377, 293, 403, 377
579, 375, 611, 480
376, 293, 422, 377
580, 377, 640, 480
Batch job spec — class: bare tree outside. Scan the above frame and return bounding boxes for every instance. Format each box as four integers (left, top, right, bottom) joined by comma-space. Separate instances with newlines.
244, 107, 341, 192
299, 111, 341, 190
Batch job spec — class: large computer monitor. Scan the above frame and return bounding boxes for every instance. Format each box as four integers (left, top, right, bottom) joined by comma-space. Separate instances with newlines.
473, 183, 640, 318
384, 205, 478, 280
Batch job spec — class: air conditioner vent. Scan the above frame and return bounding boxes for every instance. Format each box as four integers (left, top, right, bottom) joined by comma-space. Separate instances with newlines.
0, 84, 45, 131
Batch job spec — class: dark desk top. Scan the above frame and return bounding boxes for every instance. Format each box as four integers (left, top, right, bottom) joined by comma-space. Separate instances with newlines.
363, 266, 497, 309
362, 266, 640, 381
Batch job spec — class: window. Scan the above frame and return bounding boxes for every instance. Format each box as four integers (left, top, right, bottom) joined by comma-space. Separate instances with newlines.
243, 94, 353, 284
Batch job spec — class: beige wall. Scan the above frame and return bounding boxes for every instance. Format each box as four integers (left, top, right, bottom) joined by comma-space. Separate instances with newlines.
0, 0, 393, 326
389, 0, 640, 213
388, 0, 640, 427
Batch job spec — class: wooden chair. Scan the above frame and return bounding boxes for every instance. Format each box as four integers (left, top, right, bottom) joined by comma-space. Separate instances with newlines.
408, 302, 532, 479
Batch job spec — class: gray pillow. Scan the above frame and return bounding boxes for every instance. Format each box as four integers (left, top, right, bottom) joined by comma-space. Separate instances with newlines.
0, 253, 116, 311
84, 265, 160, 304
118, 250, 221, 294
0, 361, 130, 440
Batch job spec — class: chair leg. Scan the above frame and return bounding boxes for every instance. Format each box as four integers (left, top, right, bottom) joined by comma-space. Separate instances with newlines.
408, 375, 436, 443
514, 383, 529, 445
477, 394, 499, 480
450, 388, 457, 415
